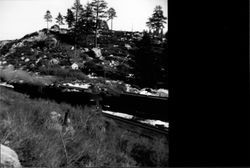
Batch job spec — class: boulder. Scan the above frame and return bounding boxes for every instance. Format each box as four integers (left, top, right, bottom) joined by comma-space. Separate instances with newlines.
49, 58, 59, 65
83, 48, 89, 52
71, 63, 79, 70
24, 58, 30, 62
0, 144, 22, 168
91, 48, 102, 58
124, 44, 132, 50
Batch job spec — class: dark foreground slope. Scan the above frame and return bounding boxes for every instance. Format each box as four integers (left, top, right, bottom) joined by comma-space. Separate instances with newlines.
0, 86, 168, 167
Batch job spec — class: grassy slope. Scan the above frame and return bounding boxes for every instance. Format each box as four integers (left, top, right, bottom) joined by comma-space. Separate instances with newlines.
0, 86, 168, 167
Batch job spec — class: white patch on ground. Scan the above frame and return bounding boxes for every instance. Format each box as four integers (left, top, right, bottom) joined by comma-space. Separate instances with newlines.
63, 83, 91, 89
87, 74, 98, 79
102, 110, 169, 128
124, 84, 168, 97
139, 119, 169, 128
102, 110, 134, 119
63, 88, 81, 92
139, 90, 154, 96
0, 82, 14, 88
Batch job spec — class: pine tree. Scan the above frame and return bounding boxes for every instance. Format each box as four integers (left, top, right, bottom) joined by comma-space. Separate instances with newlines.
70, 0, 84, 57
65, 9, 75, 28
90, 0, 108, 47
55, 12, 64, 29
44, 10, 52, 31
80, 3, 95, 34
146, 5, 167, 37
107, 7, 117, 31
71, 0, 84, 29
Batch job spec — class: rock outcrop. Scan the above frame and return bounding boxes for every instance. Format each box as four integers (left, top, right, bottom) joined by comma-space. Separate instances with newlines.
91, 48, 102, 58
71, 63, 79, 70
0, 144, 22, 168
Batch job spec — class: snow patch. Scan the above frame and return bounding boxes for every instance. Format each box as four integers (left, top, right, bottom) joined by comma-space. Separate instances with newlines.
139, 119, 169, 128
102, 110, 134, 119
0, 82, 14, 88
87, 74, 98, 79
102, 110, 169, 128
63, 83, 91, 89
124, 84, 168, 97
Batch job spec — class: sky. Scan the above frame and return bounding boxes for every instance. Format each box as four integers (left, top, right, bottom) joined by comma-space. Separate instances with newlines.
0, 0, 168, 40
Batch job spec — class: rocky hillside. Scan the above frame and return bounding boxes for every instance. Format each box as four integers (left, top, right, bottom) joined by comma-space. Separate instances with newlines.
0, 28, 168, 97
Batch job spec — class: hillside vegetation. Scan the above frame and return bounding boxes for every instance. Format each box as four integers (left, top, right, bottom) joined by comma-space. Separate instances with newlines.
0, 86, 168, 167
0, 27, 168, 90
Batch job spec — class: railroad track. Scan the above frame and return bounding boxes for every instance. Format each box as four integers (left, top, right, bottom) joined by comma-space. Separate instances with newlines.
1, 83, 169, 138
102, 111, 168, 139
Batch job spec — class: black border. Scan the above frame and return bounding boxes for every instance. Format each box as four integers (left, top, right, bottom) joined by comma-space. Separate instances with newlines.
168, 0, 249, 166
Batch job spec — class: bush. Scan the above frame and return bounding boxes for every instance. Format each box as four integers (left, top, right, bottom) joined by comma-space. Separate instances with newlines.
39, 65, 88, 81
0, 87, 138, 167
118, 131, 169, 166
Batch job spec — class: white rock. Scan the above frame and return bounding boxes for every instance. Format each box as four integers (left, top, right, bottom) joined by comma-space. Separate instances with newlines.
71, 63, 79, 70
49, 58, 59, 65
21, 57, 25, 60
35, 57, 42, 64
128, 74, 134, 78
124, 44, 132, 50
84, 48, 89, 52
87, 74, 98, 79
91, 48, 102, 58
0, 144, 22, 168
24, 58, 30, 62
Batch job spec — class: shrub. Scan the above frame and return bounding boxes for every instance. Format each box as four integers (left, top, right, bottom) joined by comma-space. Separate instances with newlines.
118, 131, 169, 166
38, 65, 88, 81
0, 87, 138, 167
